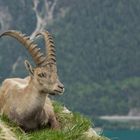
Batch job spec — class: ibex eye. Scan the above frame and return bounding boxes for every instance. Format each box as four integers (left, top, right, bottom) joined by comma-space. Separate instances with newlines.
38, 73, 47, 77
42, 72, 47, 77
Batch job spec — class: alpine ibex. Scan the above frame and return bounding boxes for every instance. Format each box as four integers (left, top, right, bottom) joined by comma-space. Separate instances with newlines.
0, 30, 64, 131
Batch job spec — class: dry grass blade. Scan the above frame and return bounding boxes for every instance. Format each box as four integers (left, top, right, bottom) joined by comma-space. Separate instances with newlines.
0, 120, 18, 140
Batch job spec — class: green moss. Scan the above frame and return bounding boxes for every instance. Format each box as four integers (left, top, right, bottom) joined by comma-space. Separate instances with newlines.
0, 101, 109, 140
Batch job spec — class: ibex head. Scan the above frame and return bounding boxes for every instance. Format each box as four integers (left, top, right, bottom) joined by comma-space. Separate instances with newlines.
0, 30, 64, 95
24, 60, 64, 95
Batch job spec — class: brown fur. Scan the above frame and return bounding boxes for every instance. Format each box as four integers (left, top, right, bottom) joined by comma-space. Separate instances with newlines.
0, 62, 64, 131
0, 30, 64, 131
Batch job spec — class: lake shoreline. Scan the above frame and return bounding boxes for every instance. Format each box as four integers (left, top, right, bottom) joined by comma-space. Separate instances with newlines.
93, 116, 140, 130
100, 115, 140, 122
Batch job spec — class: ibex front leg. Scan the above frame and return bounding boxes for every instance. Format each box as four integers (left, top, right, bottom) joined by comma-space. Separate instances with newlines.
42, 99, 60, 130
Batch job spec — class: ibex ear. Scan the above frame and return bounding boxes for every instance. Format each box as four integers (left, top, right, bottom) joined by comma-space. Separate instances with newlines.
24, 60, 34, 76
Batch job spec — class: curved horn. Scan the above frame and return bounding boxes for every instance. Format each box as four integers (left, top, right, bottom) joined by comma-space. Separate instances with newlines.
35, 31, 56, 65
0, 30, 46, 66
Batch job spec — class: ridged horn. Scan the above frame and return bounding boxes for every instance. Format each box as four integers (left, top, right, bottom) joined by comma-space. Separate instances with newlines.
35, 31, 56, 65
0, 30, 46, 66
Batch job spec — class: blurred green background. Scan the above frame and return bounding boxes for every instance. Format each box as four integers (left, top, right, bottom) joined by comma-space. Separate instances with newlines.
0, 0, 140, 129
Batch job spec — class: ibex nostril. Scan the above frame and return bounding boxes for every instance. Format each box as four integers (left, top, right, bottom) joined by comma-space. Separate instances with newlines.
58, 85, 64, 89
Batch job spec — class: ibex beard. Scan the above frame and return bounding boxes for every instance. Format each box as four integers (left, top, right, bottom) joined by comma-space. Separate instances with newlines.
0, 30, 64, 131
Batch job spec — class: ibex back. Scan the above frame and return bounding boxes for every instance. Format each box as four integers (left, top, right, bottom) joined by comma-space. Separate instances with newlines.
0, 30, 64, 131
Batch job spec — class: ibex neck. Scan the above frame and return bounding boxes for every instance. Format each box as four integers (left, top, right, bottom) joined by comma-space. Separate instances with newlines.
25, 76, 47, 106
27, 77, 40, 92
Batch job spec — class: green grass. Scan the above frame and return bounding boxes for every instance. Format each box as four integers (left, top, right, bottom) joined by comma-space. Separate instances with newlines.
0, 101, 109, 140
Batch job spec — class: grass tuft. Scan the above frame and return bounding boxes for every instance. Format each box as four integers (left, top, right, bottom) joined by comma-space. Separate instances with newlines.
0, 101, 109, 140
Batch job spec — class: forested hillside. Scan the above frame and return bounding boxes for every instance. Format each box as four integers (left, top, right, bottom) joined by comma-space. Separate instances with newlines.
0, 0, 140, 119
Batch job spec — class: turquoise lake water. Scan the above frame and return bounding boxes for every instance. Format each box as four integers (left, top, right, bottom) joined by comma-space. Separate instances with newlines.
104, 130, 140, 140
